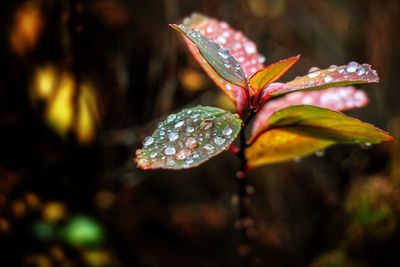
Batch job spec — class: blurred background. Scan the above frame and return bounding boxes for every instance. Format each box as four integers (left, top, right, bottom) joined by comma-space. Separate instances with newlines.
1, 0, 400, 266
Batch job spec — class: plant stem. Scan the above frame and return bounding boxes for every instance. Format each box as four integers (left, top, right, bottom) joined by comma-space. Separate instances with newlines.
236, 109, 255, 263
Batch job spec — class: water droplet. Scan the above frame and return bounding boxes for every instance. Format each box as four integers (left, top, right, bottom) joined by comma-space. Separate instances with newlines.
159, 130, 165, 136
167, 131, 179, 142
184, 157, 194, 165
164, 145, 176, 156
166, 158, 175, 166
167, 114, 176, 123
226, 84, 232, 91
315, 150, 325, 157
224, 61, 231, 68
217, 36, 227, 44
185, 125, 195, 133
235, 64, 241, 70
192, 151, 201, 159
150, 152, 158, 159
204, 144, 215, 154
185, 137, 198, 149
323, 75, 334, 83
190, 113, 200, 119
307, 70, 321, 78
206, 26, 214, 33
244, 42, 256, 54
143, 136, 154, 147
222, 126, 233, 136
356, 67, 366, 76
338, 66, 345, 73
174, 120, 185, 128
258, 55, 266, 63
346, 61, 358, 73
175, 149, 191, 160
309, 67, 320, 73
218, 48, 230, 59
328, 65, 337, 72
214, 136, 226, 145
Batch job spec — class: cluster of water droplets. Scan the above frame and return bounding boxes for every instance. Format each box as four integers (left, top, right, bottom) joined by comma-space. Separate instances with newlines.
295, 61, 378, 88
136, 107, 239, 169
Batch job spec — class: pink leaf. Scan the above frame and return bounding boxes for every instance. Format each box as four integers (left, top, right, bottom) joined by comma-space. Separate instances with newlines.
251, 86, 369, 142
260, 62, 378, 102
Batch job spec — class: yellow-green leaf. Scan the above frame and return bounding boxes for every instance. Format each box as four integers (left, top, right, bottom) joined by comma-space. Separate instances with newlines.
246, 105, 393, 168
249, 55, 300, 93
246, 128, 334, 167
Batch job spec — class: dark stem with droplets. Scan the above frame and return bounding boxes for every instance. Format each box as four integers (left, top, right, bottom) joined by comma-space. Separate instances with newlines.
236, 109, 255, 265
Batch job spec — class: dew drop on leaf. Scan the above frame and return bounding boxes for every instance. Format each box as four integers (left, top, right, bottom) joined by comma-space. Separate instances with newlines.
176, 149, 191, 160
143, 136, 154, 147
214, 136, 226, 145
185, 137, 198, 149
164, 145, 176, 156
204, 144, 215, 154
346, 61, 358, 73
222, 126, 233, 136
167, 131, 179, 141
323, 75, 333, 83
174, 120, 185, 128
167, 114, 176, 122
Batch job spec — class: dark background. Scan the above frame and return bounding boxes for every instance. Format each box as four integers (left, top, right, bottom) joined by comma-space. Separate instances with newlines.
1, 0, 400, 266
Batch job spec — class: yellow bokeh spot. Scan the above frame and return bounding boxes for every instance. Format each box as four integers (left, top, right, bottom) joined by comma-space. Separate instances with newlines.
46, 72, 74, 137
180, 69, 205, 92
42, 201, 66, 223
33, 65, 57, 100
10, 1, 43, 56
83, 250, 112, 267
76, 82, 98, 144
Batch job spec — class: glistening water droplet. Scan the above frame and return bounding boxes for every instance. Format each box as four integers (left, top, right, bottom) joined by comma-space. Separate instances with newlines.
143, 136, 154, 147
164, 145, 176, 156
222, 126, 233, 136
346, 61, 358, 73
167, 131, 179, 142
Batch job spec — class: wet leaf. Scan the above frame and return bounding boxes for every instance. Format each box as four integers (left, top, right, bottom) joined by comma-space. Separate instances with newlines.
249, 55, 300, 94
171, 23, 247, 89
172, 13, 265, 113
251, 86, 368, 139
246, 105, 393, 167
246, 128, 334, 167
136, 106, 242, 170
261, 62, 379, 101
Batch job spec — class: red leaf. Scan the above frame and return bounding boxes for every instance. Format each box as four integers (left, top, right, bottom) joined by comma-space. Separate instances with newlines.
251, 86, 369, 142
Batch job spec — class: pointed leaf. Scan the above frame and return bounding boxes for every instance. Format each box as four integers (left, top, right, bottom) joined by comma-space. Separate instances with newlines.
251, 86, 368, 140
261, 62, 379, 100
171, 24, 248, 88
246, 128, 334, 167
136, 106, 242, 170
246, 105, 393, 168
172, 13, 265, 113
249, 55, 300, 93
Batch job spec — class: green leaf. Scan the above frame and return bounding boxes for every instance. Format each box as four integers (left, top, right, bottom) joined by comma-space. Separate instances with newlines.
136, 106, 242, 170
246, 105, 393, 168
261, 62, 379, 100
170, 24, 248, 89
249, 55, 300, 93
